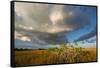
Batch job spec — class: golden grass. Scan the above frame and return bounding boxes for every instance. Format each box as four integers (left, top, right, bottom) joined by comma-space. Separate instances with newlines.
15, 48, 97, 66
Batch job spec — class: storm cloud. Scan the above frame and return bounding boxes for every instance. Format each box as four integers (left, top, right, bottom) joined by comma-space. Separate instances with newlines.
14, 2, 97, 48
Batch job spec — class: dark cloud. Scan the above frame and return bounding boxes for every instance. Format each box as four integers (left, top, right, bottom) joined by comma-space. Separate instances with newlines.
74, 27, 96, 42
15, 29, 70, 49
64, 12, 90, 30
15, 27, 69, 45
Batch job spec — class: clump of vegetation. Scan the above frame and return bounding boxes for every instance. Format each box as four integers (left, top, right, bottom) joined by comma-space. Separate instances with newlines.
47, 42, 83, 63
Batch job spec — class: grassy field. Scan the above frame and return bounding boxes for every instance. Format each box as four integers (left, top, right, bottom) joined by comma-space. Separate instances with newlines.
14, 47, 97, 66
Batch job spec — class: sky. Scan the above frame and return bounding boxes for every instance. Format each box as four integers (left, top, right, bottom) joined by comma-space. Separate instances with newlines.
14, 2, 97, 49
